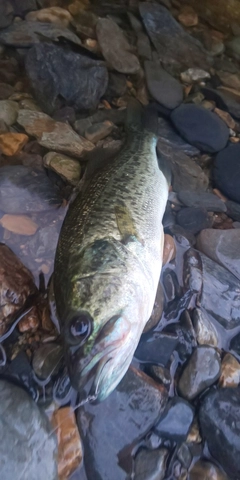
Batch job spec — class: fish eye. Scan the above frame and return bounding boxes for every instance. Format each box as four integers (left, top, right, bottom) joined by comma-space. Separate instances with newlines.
68, 312, 93, 346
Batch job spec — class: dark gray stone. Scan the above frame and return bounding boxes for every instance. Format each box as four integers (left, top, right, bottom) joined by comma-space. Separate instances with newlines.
230, 332, 240, 358
0, 379, 58, 480
213, 144, 240, 203
74, 109, 126, 136
155, 397, 194, 441
106, 72, 127, 98
226, 199, 240, 221
157, 117, 199, 156
177, 207, 211, 234
25, 43, 108, 114
0, 1, 13, 29
202, 86, 240, 120
10, 0, 37, 16
171, 104, 229, 153
199, 387, 240, 479
177, 191, 226, 212
134, 331, 179, 366
134, 448, 168, 480
178, 346, 221, 400
145, 61, 183, 109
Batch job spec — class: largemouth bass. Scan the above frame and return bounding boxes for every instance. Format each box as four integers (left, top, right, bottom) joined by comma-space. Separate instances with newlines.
54, 101, 169, 402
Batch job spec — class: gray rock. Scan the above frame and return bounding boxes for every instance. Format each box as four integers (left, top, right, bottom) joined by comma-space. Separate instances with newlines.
0, 379, 58, 480
157, 117, 199, 156
227, 36, 240, 60
134, 448, 168, 480
0, 99, 19, 126
176, 207, 211, 234
192, 308, 218, 347
202, 86, 240, 120
25, 43, 108, 114
128, 12, 152, 60
85, 121, 114, 143
0, 1, 13, 29
145, 61, 183, 109
213, 144, 240, 203
197, 228, 240, 280
134, 331, 179, 366
77, 367, 167, 480
155, 397, 194, 441
74, 109, 126, 136
43, 152, 81, 186
177, 191, 226, 212
178, 346, 221, 400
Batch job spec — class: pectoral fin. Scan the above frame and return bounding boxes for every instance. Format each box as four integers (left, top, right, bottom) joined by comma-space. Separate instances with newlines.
115, 204, 143, 245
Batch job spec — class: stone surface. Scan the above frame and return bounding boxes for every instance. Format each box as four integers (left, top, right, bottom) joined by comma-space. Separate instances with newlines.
163, 234, 176, 265
134, 331, 179, 367
199, 387, 240, 478
26, 7, 73, 28
189, 460, 228, 480
180, 68, 210, 84
17, 110, 94, 158
0, 100, 19, 125
0, 132, 28, 156
177, 207, 211, 234
143, 282, 165, 333
178, 346, 221, 400
0, 82, 14, 100
171, 104, 229, 153
214, 107, 236, 129
197, 228, 240, 280
219, 353, 240, 388
0, 1, 13, 29
78, 367, 167, 480
226, 200, 240, 222
0, 214, 38, 235
145, 61, 183, 109
213, 144, 240, 203
177, 191, 226, 212
178, 6, 198, 27
186, 0, 240, 33
106, 72, 127, 98
85, 121, 114, 143
25, 43, 108, 114
192, 308, 218, 347
134, 448, 168, 480
202, 86, 240, 121
0, 379, 57, 480
43, 152, 81, 186
155, 397, 194, 441
96, 18, 140, 74
157, 117, 199, 156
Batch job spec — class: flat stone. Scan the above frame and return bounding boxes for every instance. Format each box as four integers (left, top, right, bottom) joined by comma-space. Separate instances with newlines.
0, 132, 28, 156
199, 387, 240, 478
134, 331, 179, 366
144, 61, 183, 109
178, 346, 221, 400
0, 214, 38, 235
17, 110, 94, 158
157, 117, 199, 156
171, 104, 229, 153
189, 460, 228, 480
96, 18, 140, 74
192, 308, 218, 347
134, 448, 168, 480
0, 379, 57, 480
84, 121, 114, 143
77, 367, 167, 480
219, 353, 240, 388
178, 191, 226, 212
213, 144, 240, 203
26, 7, 73, 28
143, 282, 165, 333
197, 228, 240, 280
43, 152, 81, 186
155, 397, 194, 441
177, 207, 211, 234
0, 99, 19, 126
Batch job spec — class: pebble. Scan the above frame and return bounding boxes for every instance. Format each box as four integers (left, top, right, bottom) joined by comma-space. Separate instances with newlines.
177, 443, 192, 469
0, 214, 38, 235
157, 117, 199, 156
17, 109, 94, 158
192, 308, 218, 347
178, 6, 198, 27
189, 460, 228, 480
0, 380, 58, 480
197, 228, 240, 280
96, 18, 140, 74
171, 104, 229, 153
26, 7, 73, 28
199, 387, 240, 478
84, 121, 114, 143
186, 0, 240, 33
213, 144, 240, 204
0, 132, 28, 156
178, 346, 221, 400
163, 234, 176, 265
78, 367, 167, 480
202, 86, 240, 121
26, 43, 108, 114
144, 61, 183, 109
227, 36, 240, 60
155, 397, 194, 441
134, 448, 168, 480
134, 331, 179, 367
180, 68, 210, 83
43, 152, 81, 186
51, 407, 82, 480
219, 353, 240, 387
176, 207, 211, 234
0, 100, 19, 125
214, 107, 236, 129
177, 191, 226, 212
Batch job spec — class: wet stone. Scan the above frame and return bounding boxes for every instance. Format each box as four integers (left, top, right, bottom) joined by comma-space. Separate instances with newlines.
165, 311, 196, 362
177, 443, 192, 469
219, 353, 240, 388
177, 191, 226, 213
144, 61, 183, 110
10, 0, 37, 17
171, 104, 229, 153
213, 144, 240, 204
134, 331, 179, 367
77, 367, 167, 480
189, 460, 228, 480
28, 224, 60, 259
0, 214, 38, 235
0, 100, 19, 125
32, 343, 63, 380
143, 282, 165, 333
162, 234, 176, 265
0, 379, 58, 480
155, 397, 194, 442
176, 207, 211, 234
25, 43, 108, 114
133, 448, 168, 480
0, 132, 28, 156
192, 308, 218, 347
181, 68, 210, 84
157, 117, 199, 157
85, 121, 114, 143
178, 346, 221, 400
0, 1, 13, 29
199, 387, 240, 478
43, 152, 81, 186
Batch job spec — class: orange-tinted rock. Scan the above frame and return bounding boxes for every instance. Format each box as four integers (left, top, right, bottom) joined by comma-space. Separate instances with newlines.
0, 214, 38, 235
178, 6, 198, 27
0, 133, 28, 156
163, 234, 176, 265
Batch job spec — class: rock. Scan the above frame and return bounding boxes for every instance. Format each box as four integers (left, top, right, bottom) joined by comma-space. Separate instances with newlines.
178, 346, 221, 400
0, 20, 81, 47
227, 37, 240, 61
178, 6, 198, 27
196, 228, 240, 280
219, 353, 240, 388
52, 106, 76, 125
199, 387, 240, 478
144, 61, 183, 109
26, 7, 73, 28
214, 107, 236, 129
217, 71, 240, 91
18, 305, 40, 332
192, 308, 218, 347
0, 1, 13, 29
226, 199, 240, 222
51, 407, 82, 480
133, 448, 168, 480
77, 367, 167, 480
185, 0, 240, 33
71, 9, 98, 39
171, 104, 229, 153
75, 109, 126, 136
28, 224, 59, 259
157, 143, 208, 192
43, 152, 81, 186
177, 191, 226, 212
17, 110, 94, 158
84, 121, 114, 143
0, 214, 38, 235
127, 12, 152, 61
139, 2, 208, 70
155, 397, 194, 441
143, 282, 165, 333
189, 460, 228, 480
0, 100, 19, 125
10, 0, 37, 16
0, 82, 14, 100
33, 343, 63, 379
157, 117, 199, 156
0, 132, 28, 156
0, 165, 62, 214
134, 331, 179, 366
96, 18, 140, 74
202, 86, 240, 121
176, 207, 211, 234
0, 379, 57, 480
163, 234, 176, 265
177, 443, 192, 469
213, 144, 240, 203
180, 68, 210, 84
106, 72, 127, 98
25, 43, 108, 114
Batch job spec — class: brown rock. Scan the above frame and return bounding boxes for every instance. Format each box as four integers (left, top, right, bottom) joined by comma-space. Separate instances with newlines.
163, 234, 176, 265
0, 133, 28, 156
186, 0, 240, 33
17, 110, 94, 158
214, 107, 236, 129
0, 83, 14, 100
178, 6, 198, 27
18, 305, 40, 332
217, 71, 240, 91
0, 214, 38, 235
51, 407, 83, 480
219, 353, 240, 388
85, 121, 114, 143
26, 7, 73, 28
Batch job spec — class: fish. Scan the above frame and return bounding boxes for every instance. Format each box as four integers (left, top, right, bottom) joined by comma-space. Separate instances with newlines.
53, 100, 170, 402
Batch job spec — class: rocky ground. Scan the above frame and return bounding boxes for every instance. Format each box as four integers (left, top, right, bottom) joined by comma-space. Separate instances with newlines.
0, 0, 240, 479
